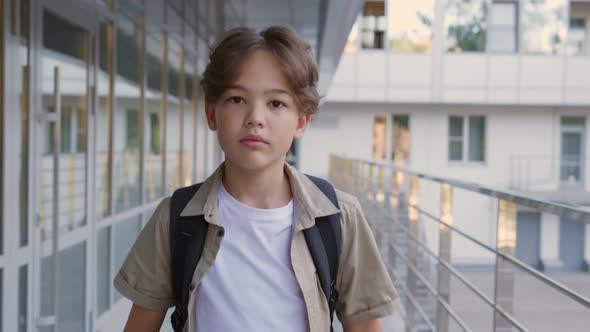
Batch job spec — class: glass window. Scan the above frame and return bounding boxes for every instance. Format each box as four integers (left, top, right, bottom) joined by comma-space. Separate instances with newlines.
373, 116, 386, 160
41, 243, 87, 332
167, 4, 183, 45
0, 0, 3, 253
112, 216, 142, 302
166, 37, 182, 194
361, 1, 386, 49
0, 269, 3, 329
97, 21, 113, 219
449, 116, 464, 161
445, 0, 488, 52
567, 18, 587, 55
114, 12, 141, 212
18, 0, 31, 247
449, 116, 486, 162
97, 226, 111, 315
145, 0, 164, 28
19, 265, 28, 332
489, 1, 518, 53
59, 243, 86, 332
468, 116, 485, 162
388, 0, 434, 53
149, 114, 161, 154
560, 117, 585, 184
145, 31, 164, 202
97, 0, 113, 10
40, 10, 89, 238
183, 56, 196, 186
522, 0, 567, 54
562, 117, 586, 127
392, 115, 410, 161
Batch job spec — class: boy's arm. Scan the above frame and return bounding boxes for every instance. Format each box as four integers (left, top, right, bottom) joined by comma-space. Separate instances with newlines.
334, 192, 399, 327
123, 304, 167, 332
343, 318, 382, 332
113, 198, 175, 328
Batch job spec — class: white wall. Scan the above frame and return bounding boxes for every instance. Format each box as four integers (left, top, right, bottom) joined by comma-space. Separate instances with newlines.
300, 106, 374, 178
301, 102, 590, 263
327, 53, 590, 106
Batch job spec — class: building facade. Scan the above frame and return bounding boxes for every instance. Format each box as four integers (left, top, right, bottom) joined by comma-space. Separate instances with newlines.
300, 0, 590, 271
0, 0, 361, 331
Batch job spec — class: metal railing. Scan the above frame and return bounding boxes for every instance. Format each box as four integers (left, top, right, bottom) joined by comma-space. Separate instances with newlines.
328, 155, 590, 332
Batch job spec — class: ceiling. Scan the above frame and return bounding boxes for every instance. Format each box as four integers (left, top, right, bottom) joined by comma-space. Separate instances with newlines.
243, 0, 364, 97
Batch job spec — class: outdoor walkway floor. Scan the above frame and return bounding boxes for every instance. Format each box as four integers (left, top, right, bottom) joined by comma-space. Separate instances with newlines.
447, 271, 590, 332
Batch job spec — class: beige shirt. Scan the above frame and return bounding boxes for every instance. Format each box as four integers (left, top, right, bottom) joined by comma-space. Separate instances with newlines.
114, 163, 398, 332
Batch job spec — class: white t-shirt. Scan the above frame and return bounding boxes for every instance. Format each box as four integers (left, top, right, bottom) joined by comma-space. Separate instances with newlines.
194, 184, 308, 332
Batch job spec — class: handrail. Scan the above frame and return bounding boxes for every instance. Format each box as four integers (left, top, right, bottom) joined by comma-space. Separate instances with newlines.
391, 217, 527, 332
390, 241, 473, 332
351, 157, 590, 223
329, 155, 590, 332
414, 205, 590, 309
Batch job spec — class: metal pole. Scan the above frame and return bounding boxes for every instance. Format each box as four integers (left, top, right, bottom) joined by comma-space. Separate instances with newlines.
53, 65, 61, 332
406, 175, 420, 332
436, 183, 453, 332
493, 199, 517, 332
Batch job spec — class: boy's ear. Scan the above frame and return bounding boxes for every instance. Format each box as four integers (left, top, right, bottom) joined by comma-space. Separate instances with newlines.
204, 103, 217, 131
294, 113, 311, 139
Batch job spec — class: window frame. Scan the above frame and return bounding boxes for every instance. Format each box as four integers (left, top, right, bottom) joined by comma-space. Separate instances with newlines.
488, 0, 519, 54
360, 0, 387, 51
448, 115, 487, 164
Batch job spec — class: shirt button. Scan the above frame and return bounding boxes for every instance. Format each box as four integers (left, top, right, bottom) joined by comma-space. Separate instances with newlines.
189, 283, 196, 291
218, 229, 225, 237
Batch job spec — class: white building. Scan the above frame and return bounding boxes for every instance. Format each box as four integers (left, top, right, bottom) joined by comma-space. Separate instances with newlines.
300, 0, 590, 271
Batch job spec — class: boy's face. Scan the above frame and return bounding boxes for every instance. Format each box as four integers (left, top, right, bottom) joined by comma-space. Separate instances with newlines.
205, 50, 310, 172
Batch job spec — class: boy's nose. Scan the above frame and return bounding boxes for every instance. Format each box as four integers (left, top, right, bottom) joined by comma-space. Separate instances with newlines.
245, 104, 265, 128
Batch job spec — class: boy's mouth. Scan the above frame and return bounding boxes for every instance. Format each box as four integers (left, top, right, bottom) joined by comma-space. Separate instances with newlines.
239, 134, 269, 148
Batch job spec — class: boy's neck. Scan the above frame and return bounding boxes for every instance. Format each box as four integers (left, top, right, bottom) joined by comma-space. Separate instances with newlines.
221, 159, 292, 209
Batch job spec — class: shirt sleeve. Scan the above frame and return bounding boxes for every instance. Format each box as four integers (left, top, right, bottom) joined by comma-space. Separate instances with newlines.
113, 197, 175, 310
335, 193, 399, 325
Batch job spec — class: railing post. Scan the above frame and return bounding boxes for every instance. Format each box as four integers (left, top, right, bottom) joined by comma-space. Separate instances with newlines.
376, 166, 386, 253
351, 159, 357, 196
494, 199, 517, 332
367, 163, 375, 229
388, 170, 400, 281
406, 175, 420, 332
436, 183, 453, 332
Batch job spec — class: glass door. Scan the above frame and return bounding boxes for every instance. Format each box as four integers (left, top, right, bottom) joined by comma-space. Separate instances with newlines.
560, 117, 585, 187
33, 1, 97, 331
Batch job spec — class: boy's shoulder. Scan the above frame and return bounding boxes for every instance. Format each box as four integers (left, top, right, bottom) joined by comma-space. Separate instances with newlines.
334, 188, 360, 208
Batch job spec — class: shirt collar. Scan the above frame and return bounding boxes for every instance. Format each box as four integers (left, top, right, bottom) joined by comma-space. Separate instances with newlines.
179, 162, 340, 229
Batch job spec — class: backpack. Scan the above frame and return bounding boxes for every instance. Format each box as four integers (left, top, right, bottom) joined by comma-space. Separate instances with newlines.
169, 175, 341, 332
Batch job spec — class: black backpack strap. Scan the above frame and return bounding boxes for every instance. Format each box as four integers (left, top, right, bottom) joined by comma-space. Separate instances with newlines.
169, 183, 208, 332
304, 175, 341, 331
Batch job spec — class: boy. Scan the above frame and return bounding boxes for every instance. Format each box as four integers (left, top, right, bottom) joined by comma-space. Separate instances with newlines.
114, 26, 398, 332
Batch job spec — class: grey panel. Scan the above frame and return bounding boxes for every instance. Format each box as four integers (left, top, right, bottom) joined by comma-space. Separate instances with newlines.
560, 216, 585, 271
516, 212, 541, 270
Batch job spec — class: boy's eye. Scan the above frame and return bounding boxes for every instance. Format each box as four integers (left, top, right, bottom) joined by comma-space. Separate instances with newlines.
270, 100, 285, 109
227, 96, 244, 104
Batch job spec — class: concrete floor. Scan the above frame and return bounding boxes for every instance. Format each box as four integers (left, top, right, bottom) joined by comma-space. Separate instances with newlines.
445, 271, 590, 332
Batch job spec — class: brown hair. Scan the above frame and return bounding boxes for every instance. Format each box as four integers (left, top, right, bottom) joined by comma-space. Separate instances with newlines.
200, 26, 320, 115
